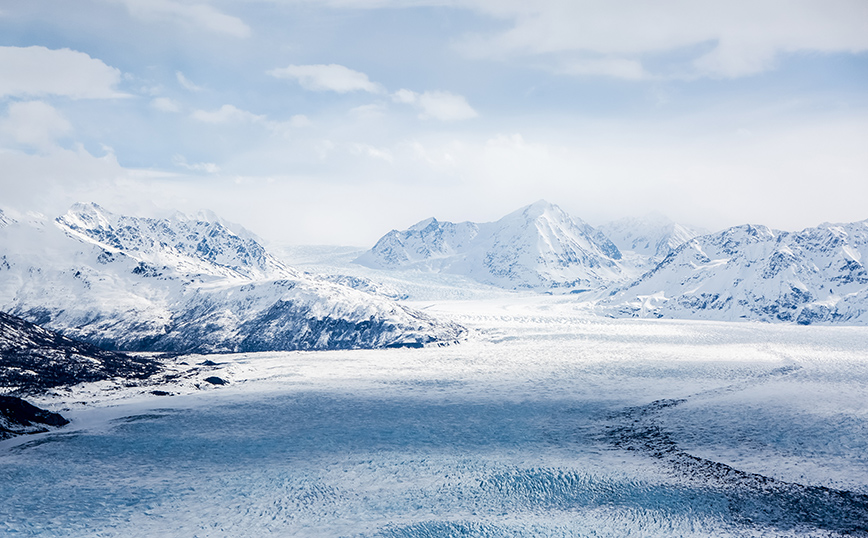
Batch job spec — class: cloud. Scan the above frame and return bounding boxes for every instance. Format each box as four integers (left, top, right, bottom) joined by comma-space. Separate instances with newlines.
176, 71, 203, 92
172, 154, 220, 173
190, 104, 265, 124
117, 0, 250, 38
0, 101, 73, 150
392, 89, 478, 121
349, 103, 388, 119
0, 46, 125, 99
189, 105, 308, 137
349, 143, 393, 163
286, 114, 312, 128
151, 97, 181, 112
267, 64, 383, 93
554, 58, 647, 80
448, 0, 868, 79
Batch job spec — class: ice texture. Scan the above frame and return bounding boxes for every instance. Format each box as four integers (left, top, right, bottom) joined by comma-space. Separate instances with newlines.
2, 299, 866, 537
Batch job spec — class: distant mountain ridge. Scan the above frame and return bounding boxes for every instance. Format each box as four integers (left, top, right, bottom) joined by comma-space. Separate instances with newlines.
356, 200, 629, 291
604, 220, 868, 324
599, 214, 707, 260
0, 203, 464, 353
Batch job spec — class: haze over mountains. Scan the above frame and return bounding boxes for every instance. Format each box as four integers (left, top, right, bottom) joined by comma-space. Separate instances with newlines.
355, 200, 868, 325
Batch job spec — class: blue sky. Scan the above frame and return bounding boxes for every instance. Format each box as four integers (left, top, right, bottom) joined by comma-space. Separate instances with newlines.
1, 0, 867, 245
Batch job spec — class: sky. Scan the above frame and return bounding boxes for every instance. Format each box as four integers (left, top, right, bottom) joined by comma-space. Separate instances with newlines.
1, 0, 867, 246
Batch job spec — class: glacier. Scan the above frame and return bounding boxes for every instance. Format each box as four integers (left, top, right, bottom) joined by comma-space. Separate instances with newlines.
1, 299, 866, 537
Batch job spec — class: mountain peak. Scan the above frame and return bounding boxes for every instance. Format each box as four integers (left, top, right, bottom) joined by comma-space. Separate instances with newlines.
62, 202, 117, 230
408, 217, 439, 232
511, 199, 562, 221
357, 201, 625, 290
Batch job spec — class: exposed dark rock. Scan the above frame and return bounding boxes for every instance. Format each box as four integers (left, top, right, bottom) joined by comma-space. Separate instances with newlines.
605, 398, 868, 535
0, 395, 69, 440
203, 376, 227, 385
0, 310, 161, 395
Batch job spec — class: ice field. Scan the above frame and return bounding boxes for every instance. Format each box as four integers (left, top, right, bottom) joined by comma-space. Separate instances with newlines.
2, 297, 868, 537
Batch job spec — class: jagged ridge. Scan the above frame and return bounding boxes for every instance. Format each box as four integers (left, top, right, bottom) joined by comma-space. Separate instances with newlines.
605, 220, 868, 324
356, 200, 627, 291
0, 204, 465, 353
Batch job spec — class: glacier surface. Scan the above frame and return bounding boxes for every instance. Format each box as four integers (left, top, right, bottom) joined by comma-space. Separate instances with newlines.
2, 298, 866, 537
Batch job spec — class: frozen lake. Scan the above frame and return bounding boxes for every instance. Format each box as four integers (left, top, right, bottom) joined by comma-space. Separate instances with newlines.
2, 299, 868, 537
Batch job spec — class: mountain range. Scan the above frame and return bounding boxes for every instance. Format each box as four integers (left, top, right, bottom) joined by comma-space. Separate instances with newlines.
2, 201, 866, 339
605, 221, 868, 324
0, 203, 464, 353
356, 200, 633, 291
356, 201, 868, 325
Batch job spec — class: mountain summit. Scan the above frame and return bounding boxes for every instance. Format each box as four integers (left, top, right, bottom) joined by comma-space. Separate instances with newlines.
356, 200, 626, 291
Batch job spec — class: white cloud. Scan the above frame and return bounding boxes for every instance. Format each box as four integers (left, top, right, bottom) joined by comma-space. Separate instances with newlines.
117, 0, 250, 38
349, 103, 388, 119
393, 89, 478, 121
392, 89, 418, 104
189, 105, 309, 137
267, 64, 383, 93
0, 101, 73, 150
190, 104, 265, 124
555, 58, 647, 80
172, 154, 220, 173
151, 97, 181, 112
287, 114, 311, 127
349, 143, 393, 163
0, 143, 127, 217
0, 46, 125, 99
176, 71, 203, 92
449, 0, 868, 79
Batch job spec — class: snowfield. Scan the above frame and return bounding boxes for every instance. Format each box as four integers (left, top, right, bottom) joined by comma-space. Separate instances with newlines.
2, 297, 867, 537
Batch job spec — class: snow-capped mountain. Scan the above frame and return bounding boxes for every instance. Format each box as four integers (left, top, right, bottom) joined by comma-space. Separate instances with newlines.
0, 203, 464, 353
0, 310, 159, 394
56, 202, 292, 281
356, 200, 627, 291
605, 220, 868, 324
599, 214, 706, 260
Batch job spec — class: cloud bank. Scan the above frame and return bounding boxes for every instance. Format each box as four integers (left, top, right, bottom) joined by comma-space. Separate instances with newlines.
268, 64, 384, 93
0, 46, 125, 99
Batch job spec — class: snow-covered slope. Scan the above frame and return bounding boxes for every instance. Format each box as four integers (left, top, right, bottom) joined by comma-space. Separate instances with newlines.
605, 220, 868, 324
0, 204, 464, 353
599, 214, 706, 260
56, 202, 293, 281
0, 210, 13, 229
356, 200, 626, 291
